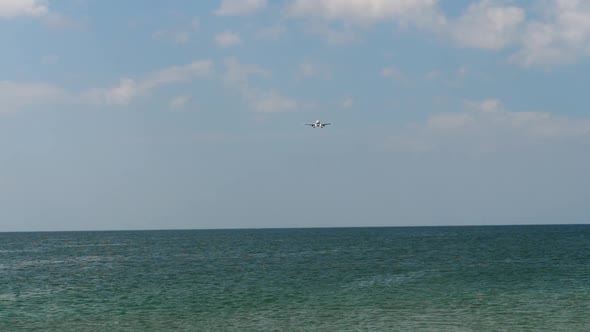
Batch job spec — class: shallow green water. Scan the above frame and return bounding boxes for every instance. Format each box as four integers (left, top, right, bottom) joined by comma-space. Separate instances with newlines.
1, 225, 589, 331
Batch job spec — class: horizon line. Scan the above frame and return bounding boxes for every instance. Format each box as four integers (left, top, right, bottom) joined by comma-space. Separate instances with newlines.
1, 222, 588, 234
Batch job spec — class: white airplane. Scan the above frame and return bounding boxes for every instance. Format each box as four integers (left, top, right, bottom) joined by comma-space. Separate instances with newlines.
305, 120, 331, 128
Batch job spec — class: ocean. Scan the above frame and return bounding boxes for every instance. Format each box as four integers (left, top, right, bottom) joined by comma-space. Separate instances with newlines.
1, 225, 589, 331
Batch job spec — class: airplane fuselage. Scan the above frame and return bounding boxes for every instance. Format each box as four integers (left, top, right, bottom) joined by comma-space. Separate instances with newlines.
307, 120, 330, 128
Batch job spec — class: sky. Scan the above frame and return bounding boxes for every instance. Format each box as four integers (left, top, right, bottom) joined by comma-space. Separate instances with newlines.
1, 0, 589, 231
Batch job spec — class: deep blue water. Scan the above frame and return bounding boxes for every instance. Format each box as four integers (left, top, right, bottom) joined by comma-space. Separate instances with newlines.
1, 225, 589, 331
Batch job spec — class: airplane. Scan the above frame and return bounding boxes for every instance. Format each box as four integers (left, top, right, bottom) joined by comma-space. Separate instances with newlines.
305, 120, 331, 128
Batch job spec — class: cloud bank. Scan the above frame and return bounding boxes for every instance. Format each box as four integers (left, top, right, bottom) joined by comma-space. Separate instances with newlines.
214, 0, 267, 16
0, 0, 49, 19
284, 0, 590, 67
388, 99, 590, 153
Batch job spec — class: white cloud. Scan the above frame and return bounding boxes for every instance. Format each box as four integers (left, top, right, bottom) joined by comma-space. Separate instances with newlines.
388, 99, 590, 153
381, 66, 403, 79
449, 0, 525, 50
141, 61, 213, 88
0, 1, 81, 29
0, 61, 212, 111
154, 17, 199, 45
255, 25, 287, 40
154, 29, 191, 44
283, 0, 590, 67
0, 0, 48, 18
512, 0, 590, 66
303, 23, 358, 44
218, 58, 299, 114
285, 0, 532, 59
86, 60, 213, 105
425, 70, 440, 81
287, 0, 444, 27
0, 81, 68, 112
460, 99, 590, 139
0, 58, 304, 116
170, 95, 192, 109
214, 0, 267, 16
457, 65, 468, 78
297, 59, 331, 79
214, 31, 242, 47
222, 57, 271, 84
424, 65, 468, 83
86, 78, 138, 105
244, 89, 298, 113
298, 61, 316, 78
43, 12, 84, 30
286, 0, 523, 51
340, 97, 354, 109
445, 0, 590, 66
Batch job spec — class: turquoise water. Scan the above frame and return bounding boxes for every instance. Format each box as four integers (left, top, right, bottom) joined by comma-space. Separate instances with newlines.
1, 225, 589, 331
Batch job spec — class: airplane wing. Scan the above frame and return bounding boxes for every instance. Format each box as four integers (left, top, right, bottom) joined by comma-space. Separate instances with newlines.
323, 123, 331, 125
305, 123, 314, 126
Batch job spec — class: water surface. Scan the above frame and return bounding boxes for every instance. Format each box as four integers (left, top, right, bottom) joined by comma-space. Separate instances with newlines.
1, 225, 589, 331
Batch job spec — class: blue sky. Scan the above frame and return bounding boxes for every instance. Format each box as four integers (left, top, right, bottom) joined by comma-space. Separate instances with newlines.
1, 0, 589, 231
